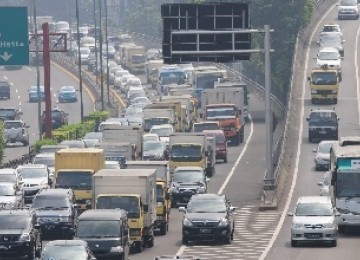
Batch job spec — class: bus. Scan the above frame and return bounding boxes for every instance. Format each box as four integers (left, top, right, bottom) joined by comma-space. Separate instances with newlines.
330, 136, 360, 232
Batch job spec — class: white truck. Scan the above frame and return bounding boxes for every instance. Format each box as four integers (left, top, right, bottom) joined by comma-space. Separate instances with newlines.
169, 133, 208, 173
102, 125, 142, 159
93, 169, 157, 253
96, 142, 134, 168
142, 108, 176, 132
126, 161, 171, 235
200, 87, 246, 145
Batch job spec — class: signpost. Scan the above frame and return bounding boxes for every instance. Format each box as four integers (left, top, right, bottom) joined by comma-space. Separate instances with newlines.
0, 7, 29, 65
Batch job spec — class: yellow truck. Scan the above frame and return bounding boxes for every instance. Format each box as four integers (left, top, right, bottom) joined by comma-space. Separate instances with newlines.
54, 148, 105, 211
93, 169, 157, 253
146, 102, 183, 132
126, 161, 171, 235
308, 65, 340, 104
124, 44, 147, 73
169, 133, 207, 174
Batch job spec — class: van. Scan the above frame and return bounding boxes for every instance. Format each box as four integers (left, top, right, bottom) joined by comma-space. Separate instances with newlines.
202, 129, 228, 163
337, 0, 359, 20
75, 209, 130, 260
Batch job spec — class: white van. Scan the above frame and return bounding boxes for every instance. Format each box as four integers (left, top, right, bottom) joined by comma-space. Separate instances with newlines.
338, 0, 359, 20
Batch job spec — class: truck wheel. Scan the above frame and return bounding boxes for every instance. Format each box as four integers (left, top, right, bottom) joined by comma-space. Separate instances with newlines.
134, 241, 142, 253
160, 223, 167, 235
147, 237, 154, 248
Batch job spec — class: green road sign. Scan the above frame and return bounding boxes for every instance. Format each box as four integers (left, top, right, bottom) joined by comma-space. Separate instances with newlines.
0, 7, 29, 65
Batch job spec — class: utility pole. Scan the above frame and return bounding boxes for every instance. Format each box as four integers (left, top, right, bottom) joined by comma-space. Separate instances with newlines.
105, 0, 110, 105
42, 23, 52, 139
99, 0, 104, 110
76, 0, 84, 122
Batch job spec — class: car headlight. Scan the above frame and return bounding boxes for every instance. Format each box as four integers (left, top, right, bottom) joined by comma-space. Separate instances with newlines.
292, 223, 304, 228
330, 126, 337, 130
323, 223, 336, 228
332, 90, 338, 94
19, 233, 31, 242
110, 246, 123, 253
59, 216, 71, 222
218, 218, 229, 227
337, 208, 351, 214
183, 218, 193, 227
309, 127, 317, 131
311, 90, 317, 94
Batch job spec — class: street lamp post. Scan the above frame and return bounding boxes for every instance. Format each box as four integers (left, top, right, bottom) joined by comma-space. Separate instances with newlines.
75, 0, 84, 122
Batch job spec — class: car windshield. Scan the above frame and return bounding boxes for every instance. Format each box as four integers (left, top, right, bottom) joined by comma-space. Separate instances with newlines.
33, 157, 54, 167
318, 51, 340, 60
143, 141, 165, 152
96, 196, 139, 218
309, 112, 338, 124
0, 174, 16, 183
4, 121, 22, 129
320, 35, 342, 47
76, 220, 121, 238
171, 145, 202, 160
18, 168, 47, 178
150, 127, 173, 137
311, 72, 338, 85
193, 123, 219, 132
0, 185, 15, 196
173, 170, 204, 183
187, 199, 227, 213
0, 215, 29, 229
56, 171, 92, 189
41, 245, 87, 259
206, 108, 236, 119
32, 196, 70, 209
295, 202, 333, 216
0, 110, 16, 118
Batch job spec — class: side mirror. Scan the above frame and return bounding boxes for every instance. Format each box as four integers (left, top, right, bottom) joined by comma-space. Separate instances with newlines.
287, 212, 294, 216
178, 206, 186, 213
306, 117, 309, 121
312, 148, 317, 153
317, 181, 324, 187
307, 76, 311, 81
143, 204, 149, 212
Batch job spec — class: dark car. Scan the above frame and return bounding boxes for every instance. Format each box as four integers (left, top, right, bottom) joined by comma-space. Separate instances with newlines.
0, 81, 10, 99
41, 107, 69, 131
28, 85, 45, 102
179, 193, 236, 245
40, 240, 96, 260
31, 188, 78, 239
0, 107, 22, 121
0, 208, 42, 259
58, 85, 78, 103
306, 109, 339, 143
142, 140, 168, 160
75, 209, 130, 259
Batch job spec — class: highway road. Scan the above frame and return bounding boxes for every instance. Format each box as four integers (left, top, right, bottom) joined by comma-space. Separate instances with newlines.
262, 3, 360, 260
2, 62, 95, 162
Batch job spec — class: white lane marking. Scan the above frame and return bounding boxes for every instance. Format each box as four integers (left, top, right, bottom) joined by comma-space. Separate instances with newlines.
259, 4, 336, 260
17, 95, 20, 99
3, 76, 7, 80
15, 88, 18, 93
356, 25, 360, 125
176, 113, 254, 256
19, 102, 21, 107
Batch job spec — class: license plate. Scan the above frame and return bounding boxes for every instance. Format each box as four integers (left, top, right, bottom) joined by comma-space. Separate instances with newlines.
319, 131, 326, 134
307, 234, 321, 238
199, 228, 211, 233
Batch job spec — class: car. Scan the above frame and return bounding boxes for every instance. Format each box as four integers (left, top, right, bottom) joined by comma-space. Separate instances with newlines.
143, 133, 160, 142
128, 91, 147, 104
40, 239, 96, 260
318, 32, 345, 57
75, 209, 130, 259
33, 153, 56, 183
321, 23, 343, 38
287, 196, 338, 247
169, 166, 208, 207
337, 0, 359, 20
31, 188, 78, 239
75, 46, 91, 65
127, 85, 145, 99
40, 144, 69, 154
87, 51, 101, 72
3, 120, 30, 146
0, 168, 24, 190
105, 117, 129, 126
114, 70, 131, 89
119, 74, 136, 92
41, 106, 69, 132
316, 47, 342, 71
102, 44, 116, 59
131, 96, 151, 106
58, 85, 78, 103
0, 182, 24, 209
142, 140, 168, 161
16, 164, 52, 204
179, 193, 236, 245
108, 65, 124, 84
149, 124, 174, 144
306, 109, 339, 143
60, 139, 86, 148
0, 107, 23, 121
0, 208, 42, 259
0, 81, 10, 99
99, 121, 123, 132
203, 129, 228, 163
313, 141, 335, 171
192, 122, 220, 132
28, 85, 45, 102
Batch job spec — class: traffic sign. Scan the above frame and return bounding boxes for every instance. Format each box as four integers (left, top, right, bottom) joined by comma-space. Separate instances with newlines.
0, 7, 29, 65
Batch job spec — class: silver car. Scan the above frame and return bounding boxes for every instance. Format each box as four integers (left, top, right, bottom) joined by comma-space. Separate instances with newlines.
313, 141, 335, 171
288, 196, 338, 247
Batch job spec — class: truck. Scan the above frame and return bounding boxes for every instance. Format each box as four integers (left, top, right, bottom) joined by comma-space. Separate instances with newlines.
54, 148, 105, 210
142, 108, 176, 133
307, 65, 340, 104
192, 66, 227, 107
168, 84, 194, 97
124, 44, 147, 73
169, 133, 207, 173
146, 102, 183, 132
201, 87, 246, 145
214, 78, 249, 122
102, 125, 142, 159
158, 65, 187, 95
126, 161, 171, 235
96, 142, 134, 168
147, 59, 164, 86
93, 169, 157, 253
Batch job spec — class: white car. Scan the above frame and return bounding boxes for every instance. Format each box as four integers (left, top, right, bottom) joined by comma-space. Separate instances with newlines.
120, 74, 137, 92
108, 66, 123, 84
0, 168, 23, 191
127, 86, 145, 99
143, 133, 160, 142
312, 140, 335, 171
287, 196, 338, 247
149, 124, 174, 144
321, 23, 343, 39
131, 96, 151, 105
316, 47, 342, 69
113, 70, 131, 89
